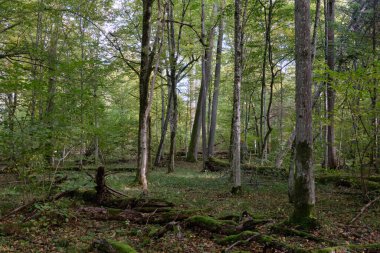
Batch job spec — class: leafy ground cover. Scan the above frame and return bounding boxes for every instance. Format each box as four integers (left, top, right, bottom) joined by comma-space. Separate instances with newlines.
0, 161, 379, 252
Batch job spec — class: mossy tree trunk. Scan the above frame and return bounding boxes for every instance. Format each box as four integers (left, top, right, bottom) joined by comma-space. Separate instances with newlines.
292, 0, 316, 225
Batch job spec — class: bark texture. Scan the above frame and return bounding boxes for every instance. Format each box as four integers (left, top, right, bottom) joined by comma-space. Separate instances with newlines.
291, 0, 316, 225
326, 0, 338, 169
208, 1, 225, 157
231, 0, 242, 192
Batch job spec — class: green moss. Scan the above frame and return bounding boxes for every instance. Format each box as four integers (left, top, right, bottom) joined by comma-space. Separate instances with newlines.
313, 243, 380, 253
316, 174, 380, 191
109, 241, 137, 253
185, 215, 237, 234
186, 215, 222, 228
148, 226, 160, 237
290, 141, 318, 230
349, 243, 380, 250
217, 231, 258, 245
107, 208, 123, 216
208, 157, 230, 167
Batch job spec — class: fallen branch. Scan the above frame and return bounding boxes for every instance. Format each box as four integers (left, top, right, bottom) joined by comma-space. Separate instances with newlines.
0, 188, 78, 221
271, 224, 335, 245
223, 233, 257, 252
350, 195, 380, 224
0, 200, 37, 221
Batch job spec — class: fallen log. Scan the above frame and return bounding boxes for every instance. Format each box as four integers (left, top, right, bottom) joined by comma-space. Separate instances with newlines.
77, 206, 195, 225
91, 239, 137, 253
184, 215, 238, 235
316, 174, 380, 191
205, 157, 287, 177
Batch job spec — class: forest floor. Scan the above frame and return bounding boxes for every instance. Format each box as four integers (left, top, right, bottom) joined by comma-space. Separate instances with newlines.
0, 160, 380, 252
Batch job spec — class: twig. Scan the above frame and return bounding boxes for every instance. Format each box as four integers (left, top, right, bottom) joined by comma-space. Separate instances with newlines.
146, 208, 158, 225
350, 195, 380, 224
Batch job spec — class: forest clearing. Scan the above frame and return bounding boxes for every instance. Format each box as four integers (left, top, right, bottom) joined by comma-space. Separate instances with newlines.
1, 0, 380, 252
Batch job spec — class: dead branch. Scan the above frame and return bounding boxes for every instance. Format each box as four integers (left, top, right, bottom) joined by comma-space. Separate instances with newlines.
350, 195, 380, 224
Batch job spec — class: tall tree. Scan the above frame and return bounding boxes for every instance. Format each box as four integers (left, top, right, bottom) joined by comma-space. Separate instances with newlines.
208, 0, 225, 157
326, 0, 338, 169
231, 0, 242, 194
137, 0, 162, 193
187, 3, 216, 163
291, 0, 316, 225
167, 1, 178, 173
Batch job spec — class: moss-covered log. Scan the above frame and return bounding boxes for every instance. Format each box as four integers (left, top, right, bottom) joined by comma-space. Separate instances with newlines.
311, 243, 380, 253
204, 157, 287, 177
77, 206, 195, 224
184, 215, 238, 234
316, 174, 380, 191
205, 157, 230, 172
91, 239, 137, 253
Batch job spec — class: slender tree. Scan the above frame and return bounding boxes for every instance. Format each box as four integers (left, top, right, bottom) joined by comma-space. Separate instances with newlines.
137, 0, 163, 193
208, 0, 225, 157
231, 0, 242, 194
326, 0, 338, 169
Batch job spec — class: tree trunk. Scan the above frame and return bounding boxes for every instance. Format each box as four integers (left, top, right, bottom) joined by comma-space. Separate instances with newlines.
291, 0, 316, 225
259, 6, 269, 159
187, 80, 203, 162
275, 0, 322, 169
137, 0, 156, 194
187, 3, 216, 163
167, 1, 178, 173
44, 19, 60, 166
231, 0, 242, 193
371, 0, 378, 168
208, 0, 225, 158
261, 0, 274, 160
326, 0, 338, 169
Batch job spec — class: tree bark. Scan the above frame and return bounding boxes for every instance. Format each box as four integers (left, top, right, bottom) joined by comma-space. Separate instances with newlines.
137, 0, 163, 193
187, 2, 216, 163
168, 1, 178, 173
291, 0, 316, 224
326, 0, 338, 169
208, 1, 225, 158
275, 0, 322, 169
231, 0, 242, 193
371, 0, 378, 167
